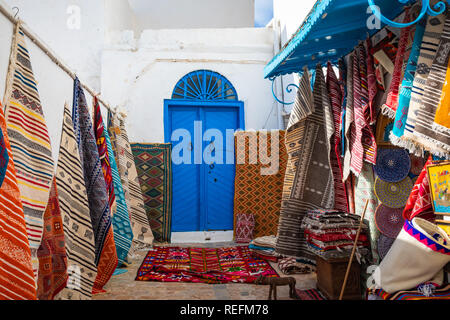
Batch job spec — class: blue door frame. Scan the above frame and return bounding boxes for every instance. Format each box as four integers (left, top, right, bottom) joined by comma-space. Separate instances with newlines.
164, 99, 245, 232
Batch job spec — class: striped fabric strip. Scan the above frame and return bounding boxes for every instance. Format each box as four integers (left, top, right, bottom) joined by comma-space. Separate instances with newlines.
108, 111, 154, 251
94, 99, 133, 267
342, 53, 354, 182
402, 12, 446, 155
326, 62, 348, 212
382, 9, 412, 119
391, 16, 427, 145
350, 45, 377, 177
54, 103, 97, 300
4, 23, 54, 281
366, 38, 378, 125
71, 79, 117, 294
0, 100, 36, 300
413, 9, 450, 157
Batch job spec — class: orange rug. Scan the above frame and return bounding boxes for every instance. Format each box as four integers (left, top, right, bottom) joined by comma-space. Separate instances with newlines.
234, 130, 287, 238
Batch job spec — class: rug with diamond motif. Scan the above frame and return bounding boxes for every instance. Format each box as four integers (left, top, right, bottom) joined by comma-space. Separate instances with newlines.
131, 143, 172, 243
135, 246, 279, 283
233, 130, 287, 238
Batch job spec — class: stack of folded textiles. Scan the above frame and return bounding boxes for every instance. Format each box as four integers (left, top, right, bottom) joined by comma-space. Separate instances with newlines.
301, 209, 371, 261
248, 235, 281, 262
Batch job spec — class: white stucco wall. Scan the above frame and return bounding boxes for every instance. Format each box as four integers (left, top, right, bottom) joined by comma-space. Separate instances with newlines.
101, 27, 277, 143
3, 0, 106, 92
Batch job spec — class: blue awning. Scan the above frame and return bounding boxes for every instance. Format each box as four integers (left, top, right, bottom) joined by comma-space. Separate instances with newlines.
264, 0, 408, 79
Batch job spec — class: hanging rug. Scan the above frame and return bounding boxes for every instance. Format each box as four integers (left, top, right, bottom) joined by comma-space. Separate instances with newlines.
377, 234, 396, 261
374, 176, 413, 208
374, 148, 411, 182
136, 246, 279, 283
375, 204, 405, 239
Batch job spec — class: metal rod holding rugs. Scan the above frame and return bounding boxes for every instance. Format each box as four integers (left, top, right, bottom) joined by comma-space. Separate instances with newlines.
0, 3, 116, 114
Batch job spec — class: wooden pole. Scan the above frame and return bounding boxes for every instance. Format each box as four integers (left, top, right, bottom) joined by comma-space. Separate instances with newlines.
339, 199, 369, 300
0, 3, 116, 114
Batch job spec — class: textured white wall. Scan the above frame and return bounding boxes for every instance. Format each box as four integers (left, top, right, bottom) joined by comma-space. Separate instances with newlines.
0, 7, 99, 163
101, 27, 277, 143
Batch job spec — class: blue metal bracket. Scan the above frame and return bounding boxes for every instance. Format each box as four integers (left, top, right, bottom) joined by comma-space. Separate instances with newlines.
367, 0, 447, 28
270, 77, 299, 105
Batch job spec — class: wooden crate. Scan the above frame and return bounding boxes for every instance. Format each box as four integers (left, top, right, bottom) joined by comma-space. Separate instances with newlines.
316, 255, 362, 300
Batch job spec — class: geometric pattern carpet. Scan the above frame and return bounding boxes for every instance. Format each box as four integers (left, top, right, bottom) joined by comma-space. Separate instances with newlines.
234, 130, 287, 238
131, 143, 172, 243
135, 246, 278, 284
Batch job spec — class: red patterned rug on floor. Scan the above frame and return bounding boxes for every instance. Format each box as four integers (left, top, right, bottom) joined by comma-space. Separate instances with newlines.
135, 246, 279, 284
295, 288, 327, 300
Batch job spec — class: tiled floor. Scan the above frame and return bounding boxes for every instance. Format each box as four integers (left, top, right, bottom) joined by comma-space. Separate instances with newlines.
93, 242, 317, 300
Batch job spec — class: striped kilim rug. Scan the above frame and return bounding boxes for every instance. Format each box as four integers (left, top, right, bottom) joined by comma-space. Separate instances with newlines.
131, 143, 172, 243
94, 100, 133, 267
108, 112, 154, 251
72, 79, 117, 294
0, 100, 36, 300
37, 177, 68, 300
234, 130, 287, 238
54, 103, 97, 300
4, 23, 54, 280
136, 246, 278, 283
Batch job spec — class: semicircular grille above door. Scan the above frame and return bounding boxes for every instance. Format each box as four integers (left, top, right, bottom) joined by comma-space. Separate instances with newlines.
172, 70, 238, 101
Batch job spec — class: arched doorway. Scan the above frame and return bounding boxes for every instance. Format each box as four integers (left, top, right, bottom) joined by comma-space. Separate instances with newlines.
164, 70, 245, 233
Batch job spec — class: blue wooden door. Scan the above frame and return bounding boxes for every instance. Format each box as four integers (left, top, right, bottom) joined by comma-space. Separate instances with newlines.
203, 107, 238, 231
166, 103, 242, 232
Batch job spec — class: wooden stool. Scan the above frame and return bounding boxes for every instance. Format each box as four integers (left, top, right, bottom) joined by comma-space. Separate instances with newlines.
316, 255, 362, 300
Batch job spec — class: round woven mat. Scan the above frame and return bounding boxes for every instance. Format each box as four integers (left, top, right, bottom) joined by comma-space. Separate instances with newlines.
374, 176, 413, 209
374, 148, 411, 182
375, 204, 405, 238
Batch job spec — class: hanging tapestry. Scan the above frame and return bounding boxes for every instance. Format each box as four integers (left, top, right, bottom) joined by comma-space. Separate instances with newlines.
342, 53, 354, 182
391, 16, 427, 146
350, 44, 377, 177
355, 163, 380, 263
93, 97, 115, 209
131, 143, 172, 243
326, 62, 348, 212
72, 79, 117, 294
412, 10, 450, 157
3, 23, 54, 279
233, 130, 287, 238
0, 101, 36, 300
54, 103, 97, 300
275, 65, 334, 263
382, 10, 412, 119
402, 13, 446, 155
94, 99, 133, 267
36, 177, 68, 300
108, 111, 154, 250
136, 246, 278, 283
